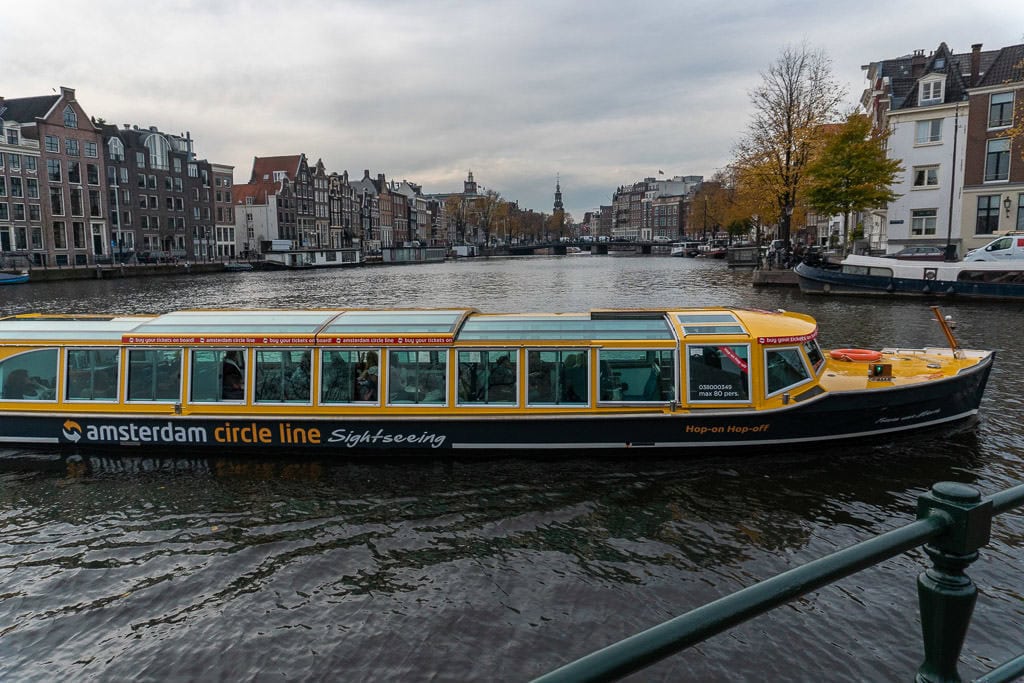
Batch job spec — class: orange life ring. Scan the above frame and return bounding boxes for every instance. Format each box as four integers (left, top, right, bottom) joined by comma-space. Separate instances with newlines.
829, 348, 883, 362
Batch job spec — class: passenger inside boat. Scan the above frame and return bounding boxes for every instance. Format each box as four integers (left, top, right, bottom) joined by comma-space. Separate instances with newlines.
3, 369, 46, 400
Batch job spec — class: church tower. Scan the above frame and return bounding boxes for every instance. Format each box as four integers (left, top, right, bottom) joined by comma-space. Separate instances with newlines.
464, 170, 477, 195
553, 175, 564, 213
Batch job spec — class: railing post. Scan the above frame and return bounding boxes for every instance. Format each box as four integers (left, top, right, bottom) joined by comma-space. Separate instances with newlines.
915, 482, 993, 683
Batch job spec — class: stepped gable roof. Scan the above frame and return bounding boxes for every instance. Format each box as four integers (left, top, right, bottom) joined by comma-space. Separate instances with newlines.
250, 155, 302, 183
976, 44, 1024, 86
1, 95, 60, 123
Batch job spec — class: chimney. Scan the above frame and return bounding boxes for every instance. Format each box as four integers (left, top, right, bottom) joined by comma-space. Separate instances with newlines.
911, 49, 926, 78
971, 43, 982, 86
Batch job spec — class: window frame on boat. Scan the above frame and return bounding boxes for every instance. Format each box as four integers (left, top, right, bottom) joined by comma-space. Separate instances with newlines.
253, 347, 313, 405
0, 348, 59, 402
526, 347, 590, 407
763, 345, 814, 398
64, 347, 121, 402
683, 343, 752, 405
188, 347, 248, 404
385, 348, 448, 407
126, 347, 183, 403
318, 348, 380, 405
456, 347, 519, 407
596, 348, 676, 404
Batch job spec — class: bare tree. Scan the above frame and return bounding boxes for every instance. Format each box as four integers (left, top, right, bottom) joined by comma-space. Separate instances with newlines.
734, 43, 845, 246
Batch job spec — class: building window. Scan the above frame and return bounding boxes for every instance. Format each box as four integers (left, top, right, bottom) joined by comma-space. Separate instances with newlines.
914, 119, 942, 144
47, 159, 62, 182
65, 138, 80, 157
8, 153, 20, 171
0, 203, 7, 220
989, 92, 1014, 129
108, 138, 125, 161
6, 128, 18, 145
0, 177, 5, 196
985, 138, 1010, 182
144, 134, 170, 171
84, 141, 98, 158
63, 105, 78, 129
920, 79, 943, 104
87, 164, 99, 185
26, 178, 38, 199
1017, 194, 1024, 231
913, 166, 939, 188
45, 135, 60, 153
976, 195, 1001, 235
911, 209, 937, 236
52, 222, 67, 249
24, 156, 36, 173
136, 152, 146, 167
49, 188, 64, 215
73, 222, 86, 248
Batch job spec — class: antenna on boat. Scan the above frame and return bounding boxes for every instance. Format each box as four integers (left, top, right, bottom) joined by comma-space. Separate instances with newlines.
930, 306, 963, 359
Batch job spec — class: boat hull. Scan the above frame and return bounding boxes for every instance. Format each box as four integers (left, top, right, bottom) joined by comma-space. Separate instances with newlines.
795, 261, 1024, 300
0, 273, 29, 285
0, 355, 991, 457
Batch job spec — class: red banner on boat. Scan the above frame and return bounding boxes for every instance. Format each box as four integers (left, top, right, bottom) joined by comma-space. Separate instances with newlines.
757, 332, 817, 345
717, 345, 749, 373
324, 336, 454, 345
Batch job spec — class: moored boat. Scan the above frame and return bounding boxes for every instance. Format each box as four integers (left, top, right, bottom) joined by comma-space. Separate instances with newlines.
0, 306, 992, 456
795, 254, 1024, 300
0, 271, 29, 285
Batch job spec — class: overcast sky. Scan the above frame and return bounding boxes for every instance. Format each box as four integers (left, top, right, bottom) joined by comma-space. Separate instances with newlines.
4, 1, 1023, 219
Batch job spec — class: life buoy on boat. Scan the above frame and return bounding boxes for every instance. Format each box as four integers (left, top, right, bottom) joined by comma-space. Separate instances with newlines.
829, 348, 884, 362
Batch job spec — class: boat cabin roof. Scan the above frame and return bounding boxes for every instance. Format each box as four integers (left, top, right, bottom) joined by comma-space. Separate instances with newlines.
0, 307, 817, 346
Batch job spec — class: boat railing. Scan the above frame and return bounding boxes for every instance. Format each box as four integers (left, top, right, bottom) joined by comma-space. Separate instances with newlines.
533, 480, 1024, 683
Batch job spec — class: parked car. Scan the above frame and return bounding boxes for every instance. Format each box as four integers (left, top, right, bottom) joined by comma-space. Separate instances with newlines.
884, 245, 947, 261
963, 233, 1024, 262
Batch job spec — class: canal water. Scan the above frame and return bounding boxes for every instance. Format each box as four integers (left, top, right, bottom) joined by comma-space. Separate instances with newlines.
1, 256, 1022, 681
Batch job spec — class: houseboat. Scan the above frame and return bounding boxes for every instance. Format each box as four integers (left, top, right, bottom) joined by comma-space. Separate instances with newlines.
0, 306, 992, 456
795, 254, 1024, 300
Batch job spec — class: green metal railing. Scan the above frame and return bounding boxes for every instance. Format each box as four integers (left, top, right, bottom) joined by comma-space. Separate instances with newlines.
534, 481, 1024, 683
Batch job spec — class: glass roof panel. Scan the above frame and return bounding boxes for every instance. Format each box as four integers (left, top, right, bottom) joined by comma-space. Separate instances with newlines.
0, 317, 152, 341
681, 325, 747, 336
135, 310, 344, 335
322, 310, 466, 335
458, 315, 673, 341
676, 313, 742, 324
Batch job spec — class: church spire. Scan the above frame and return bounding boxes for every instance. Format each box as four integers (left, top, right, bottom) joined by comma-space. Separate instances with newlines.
553, 174, 564, 213
464, 170, 477, 195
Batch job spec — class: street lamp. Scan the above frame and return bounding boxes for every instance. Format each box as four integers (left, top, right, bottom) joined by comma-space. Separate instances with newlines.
1004, 195, 1013, 217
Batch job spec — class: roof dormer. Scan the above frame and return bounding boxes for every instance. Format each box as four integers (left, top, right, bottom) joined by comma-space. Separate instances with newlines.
919, 74, 945, 105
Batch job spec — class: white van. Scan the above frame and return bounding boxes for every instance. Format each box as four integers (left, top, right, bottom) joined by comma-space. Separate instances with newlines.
963, 233, 1024, 262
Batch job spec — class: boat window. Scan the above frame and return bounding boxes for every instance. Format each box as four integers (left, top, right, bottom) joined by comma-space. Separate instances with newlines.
685, 344, 750, 403
843, 265, 893, 277
675, 312, 745, 336
127, 349, 182, 402
254, 349, 311, 403
457, 349, 517, 405
387, 349, 447, 405
803, 339, 825, 372
190, 349, 246, 403
0, 348, 58, 401
598, 349, 674, 402
764, 347, 812, 396
66, 348, 119, 401
320, 349, 379, 404
527, 349, 588, 405
958, 270, 1024, 283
